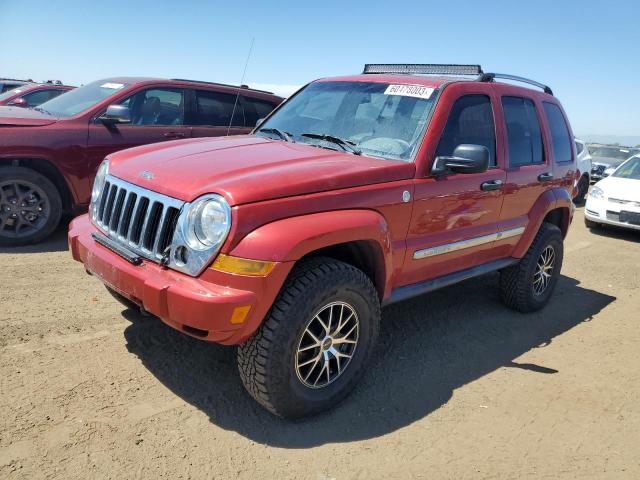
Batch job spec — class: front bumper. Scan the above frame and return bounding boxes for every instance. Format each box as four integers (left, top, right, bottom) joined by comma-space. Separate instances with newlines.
584, 197, 640, 231
68, 214, 294, 345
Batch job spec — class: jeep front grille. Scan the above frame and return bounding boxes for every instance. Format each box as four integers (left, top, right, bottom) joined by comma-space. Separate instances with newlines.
92, 175, 183, 262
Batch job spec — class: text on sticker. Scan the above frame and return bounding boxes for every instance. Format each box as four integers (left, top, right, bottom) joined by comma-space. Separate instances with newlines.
384, 84, 434, 99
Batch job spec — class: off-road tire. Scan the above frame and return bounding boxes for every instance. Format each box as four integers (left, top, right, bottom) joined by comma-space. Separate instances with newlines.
499, 223, 563, 313
237, 257, 380, 419
0, 166, 62, 247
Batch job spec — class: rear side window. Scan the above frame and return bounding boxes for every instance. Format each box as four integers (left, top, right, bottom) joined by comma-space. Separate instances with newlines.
192, 90, 244, 127
502, 96, 544, 166
543, 102, 572, 163
242, 96, 278, 127
435, 94, 496, 166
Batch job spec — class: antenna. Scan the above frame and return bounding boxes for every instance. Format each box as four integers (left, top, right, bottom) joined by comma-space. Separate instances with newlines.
227, 37, 255, 136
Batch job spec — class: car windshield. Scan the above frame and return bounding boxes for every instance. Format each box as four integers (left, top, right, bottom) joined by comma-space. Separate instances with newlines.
0, 87, 25, 101
612, 156, 640, 180
35, 79, 129, 117
589, 146, 633, 160
256, 81, 437, 161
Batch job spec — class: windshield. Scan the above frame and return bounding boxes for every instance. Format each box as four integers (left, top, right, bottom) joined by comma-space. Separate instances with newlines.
612, 156, 640, 180
256, 81, 436, 161
0, 87, 25, 101
35, 79, 128, 117
589, 146, 633, 160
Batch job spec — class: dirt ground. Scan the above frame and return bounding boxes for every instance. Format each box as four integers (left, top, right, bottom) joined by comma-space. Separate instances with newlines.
1, 206, 639, 479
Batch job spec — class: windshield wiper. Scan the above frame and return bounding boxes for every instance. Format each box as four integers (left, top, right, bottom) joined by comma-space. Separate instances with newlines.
258, 128, 294, 143
300, 133, 361, 155
34, 106, 53, 116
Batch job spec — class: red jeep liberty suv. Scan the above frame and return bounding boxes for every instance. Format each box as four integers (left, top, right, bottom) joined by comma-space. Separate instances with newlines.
69, 64, 576, 418
0, 77, 282, 246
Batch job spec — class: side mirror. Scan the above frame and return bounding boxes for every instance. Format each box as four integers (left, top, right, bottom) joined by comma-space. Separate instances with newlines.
8, 97, 27, 108
255, 117, 265, 128
100, 104, 131, 124
432, 144, 490, 175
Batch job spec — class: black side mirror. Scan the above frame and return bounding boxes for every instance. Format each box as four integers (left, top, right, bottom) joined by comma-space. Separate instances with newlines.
432, 144, 490, 175
100, 104, 131, 124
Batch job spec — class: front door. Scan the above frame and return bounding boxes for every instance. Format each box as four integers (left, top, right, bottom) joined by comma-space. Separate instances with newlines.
401, 91, 506, 286
87, 87, 191, 174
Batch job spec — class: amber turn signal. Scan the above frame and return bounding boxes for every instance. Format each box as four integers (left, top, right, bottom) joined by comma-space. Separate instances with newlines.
212, 254, 276, 276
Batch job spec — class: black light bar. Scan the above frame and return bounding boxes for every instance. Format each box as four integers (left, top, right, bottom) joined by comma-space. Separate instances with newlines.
363, 64, 483, 76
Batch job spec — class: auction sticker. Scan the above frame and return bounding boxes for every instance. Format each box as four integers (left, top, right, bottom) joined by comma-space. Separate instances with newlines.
100, 82, 125, 90
384, 84, 434, 99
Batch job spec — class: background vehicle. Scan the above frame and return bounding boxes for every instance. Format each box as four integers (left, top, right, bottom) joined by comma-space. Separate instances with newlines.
573, 138, 591, 203
69, 64, 575, 418
0, 77, 32, 93
0, 82, 74, 107
0, 77, 283, 246
589, 144, 639, 182
585, 154, 640, 231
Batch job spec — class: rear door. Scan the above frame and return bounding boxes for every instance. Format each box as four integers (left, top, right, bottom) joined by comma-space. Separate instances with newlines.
87, 87, 191, 168
401, 85, 507, 286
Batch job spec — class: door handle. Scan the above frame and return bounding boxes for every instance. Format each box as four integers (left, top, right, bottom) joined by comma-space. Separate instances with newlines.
163, 132, 187, 139
538, 172, 554, 182
480, 179, 504, 191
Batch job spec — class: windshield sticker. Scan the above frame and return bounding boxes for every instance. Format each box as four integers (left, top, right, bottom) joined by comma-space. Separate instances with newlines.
100, 82, 125, 90
384, 84, 434, 99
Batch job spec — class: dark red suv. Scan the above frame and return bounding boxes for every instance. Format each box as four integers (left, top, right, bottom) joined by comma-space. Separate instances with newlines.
0, 82, 75, 108
0, 77, 283, 246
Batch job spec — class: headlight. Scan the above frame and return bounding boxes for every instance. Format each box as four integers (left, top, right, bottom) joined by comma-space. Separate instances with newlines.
589, 186, 604, 200
91, 159, 109, 205
183, 194, 231, 251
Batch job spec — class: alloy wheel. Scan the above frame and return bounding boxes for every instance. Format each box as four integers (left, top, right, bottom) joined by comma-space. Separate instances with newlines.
0, 180, 50, 239
533, 245, 555, 295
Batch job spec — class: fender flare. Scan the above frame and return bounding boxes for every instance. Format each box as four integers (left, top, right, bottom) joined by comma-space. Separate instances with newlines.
229, 209, 394, 296
512, 188, 573, 258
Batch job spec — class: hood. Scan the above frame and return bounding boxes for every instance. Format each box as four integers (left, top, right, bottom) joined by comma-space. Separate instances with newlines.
108, 135, 415, 205
0, 106, 59, 126
598, 177, 640, 202
591, 156, 626, 168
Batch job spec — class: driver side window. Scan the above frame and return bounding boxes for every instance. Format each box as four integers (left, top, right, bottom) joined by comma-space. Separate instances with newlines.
118, 88, 184, 126
435, 94, 496, 166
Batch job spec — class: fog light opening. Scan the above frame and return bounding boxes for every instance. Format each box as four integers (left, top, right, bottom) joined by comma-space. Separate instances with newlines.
174, 245, 188, 266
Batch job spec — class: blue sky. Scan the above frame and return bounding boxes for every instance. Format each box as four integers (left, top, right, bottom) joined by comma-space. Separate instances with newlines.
1, 0, 639, 141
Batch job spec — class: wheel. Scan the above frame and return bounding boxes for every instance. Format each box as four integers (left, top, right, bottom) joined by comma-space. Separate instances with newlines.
573, 175, 589, 203
237, 257, 380, 418
0, 166, 62, 246
584, 217, 599, 229
499, 223, 564, 313
105, 285, 140, 310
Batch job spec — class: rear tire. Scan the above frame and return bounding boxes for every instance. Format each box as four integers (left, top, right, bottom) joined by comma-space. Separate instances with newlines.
237, 257, 380, 418
0, 166, 62, 247
499, 223, 563, 313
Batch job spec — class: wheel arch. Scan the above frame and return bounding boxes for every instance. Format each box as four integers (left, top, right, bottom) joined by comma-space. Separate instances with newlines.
0, 157, 75, 213
228, 210, 394, 301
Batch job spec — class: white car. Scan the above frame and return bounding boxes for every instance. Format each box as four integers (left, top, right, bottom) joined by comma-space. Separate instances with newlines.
574, 138, 592, 202
585, 155, 640, 231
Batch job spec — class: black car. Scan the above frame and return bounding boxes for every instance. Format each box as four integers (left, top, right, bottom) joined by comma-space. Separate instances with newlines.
589, 145, 640, 181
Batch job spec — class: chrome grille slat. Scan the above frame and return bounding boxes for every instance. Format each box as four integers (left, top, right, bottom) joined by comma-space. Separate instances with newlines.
90, 175, 184, 264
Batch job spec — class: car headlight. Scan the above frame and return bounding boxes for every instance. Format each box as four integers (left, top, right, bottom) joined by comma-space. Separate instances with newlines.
183, 194, 231, 251
589, 186, 604, 200
91, 159, 110, 205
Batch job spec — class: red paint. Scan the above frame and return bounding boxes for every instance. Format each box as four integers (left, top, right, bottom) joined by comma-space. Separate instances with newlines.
70, 74, 575, 345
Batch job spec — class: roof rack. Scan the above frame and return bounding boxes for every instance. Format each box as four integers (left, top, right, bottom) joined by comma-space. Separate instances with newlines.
170, 78, 274, 95
479, 72, 553, 95
0, 77, 33, 83
362, 64, 553, 95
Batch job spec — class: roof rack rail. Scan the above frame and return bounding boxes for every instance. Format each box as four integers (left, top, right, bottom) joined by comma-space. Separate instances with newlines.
0, 77, 33, 83
363, 64, 483, 76
479, 72, 553, 95
170, 78, 274, 94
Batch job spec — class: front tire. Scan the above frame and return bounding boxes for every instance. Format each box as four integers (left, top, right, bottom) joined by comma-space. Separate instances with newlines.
238, 258, 380, 418
499, 223, 564, 313
0, 166, 62, 247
